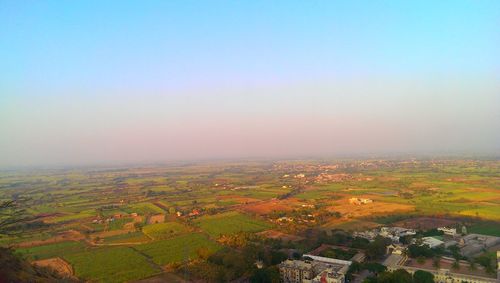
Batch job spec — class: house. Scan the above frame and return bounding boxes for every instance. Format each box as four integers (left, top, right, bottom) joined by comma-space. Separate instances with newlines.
438, 227, 457, 236
189, 209, 200, 217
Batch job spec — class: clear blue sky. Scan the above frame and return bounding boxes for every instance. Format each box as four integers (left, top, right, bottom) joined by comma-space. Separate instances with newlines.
1, 1, 499, 167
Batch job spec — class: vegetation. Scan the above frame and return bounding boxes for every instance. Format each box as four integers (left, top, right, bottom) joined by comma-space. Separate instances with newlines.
0, 159, 498, 282
134, 233, 221, 265
16, 241, 87, 260
64, 247, 158, 283
142, 222, 189, 239
195, 212, 271, 238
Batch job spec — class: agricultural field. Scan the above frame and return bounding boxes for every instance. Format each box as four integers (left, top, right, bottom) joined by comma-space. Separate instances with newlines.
195, 211, 271, 238
16, 241, 87, 260
102, 231, 151, 244
134, 233, 221, 265
142, 222, 189, 239
0, 159, 499, 281
64, 247, 159, 283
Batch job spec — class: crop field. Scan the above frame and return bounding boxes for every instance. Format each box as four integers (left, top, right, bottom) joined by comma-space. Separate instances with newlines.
64, 247, 159, 283
102, 231, 151, 244
134, 233, 221, 265
142, 222, 189, 239
468, 222, 500, 237
0, 159, 498, 282
195, 211, 271, 237
16, 241, 87, 260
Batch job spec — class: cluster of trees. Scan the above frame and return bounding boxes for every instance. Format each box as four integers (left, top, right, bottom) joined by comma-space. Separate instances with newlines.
182, 242, 285, 282
316, 230, 370, 248
474, 252, 497, 274
364, 269, 434, 283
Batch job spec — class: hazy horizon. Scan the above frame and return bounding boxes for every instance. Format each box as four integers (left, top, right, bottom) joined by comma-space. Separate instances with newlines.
1, 1, 499, 167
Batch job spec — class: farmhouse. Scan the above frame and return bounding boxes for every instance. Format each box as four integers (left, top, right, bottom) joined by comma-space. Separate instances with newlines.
348, 197, 373, 205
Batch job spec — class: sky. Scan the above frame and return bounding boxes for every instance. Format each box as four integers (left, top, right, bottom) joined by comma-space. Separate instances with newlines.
1, 0, 499, 167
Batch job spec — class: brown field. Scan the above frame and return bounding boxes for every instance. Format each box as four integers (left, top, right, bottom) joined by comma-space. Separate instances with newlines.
16, 230, 85, 248
240, 199, 299, 215
32, 257, 74, 277
148, 214, 165, 224
124, 216, 144, 230
393, 217, 458, 230
256, 230, 304, 242
326, 198, 414, 218
217, 195, 260, 204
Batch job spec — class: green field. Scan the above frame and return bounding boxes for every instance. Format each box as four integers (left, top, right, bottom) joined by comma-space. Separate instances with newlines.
124, 202, 165, 214
16, 241, 87, 260
102, 231, 151, 244
195, 211, 271, 237
142, 222, 189, 239
468, 222, 500, 237
64, 247, 159, 283
134, 233, 220, 265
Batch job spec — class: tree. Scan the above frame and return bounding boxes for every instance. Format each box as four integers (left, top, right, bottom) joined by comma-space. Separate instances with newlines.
250, 266, 280, 283
376, 269, 412, 283
432, 256, 441, 268
366, 236, 391, 260
413, 270, 435, 283
364, 262, 387, 275
196, 247, 212, 260
134, 222, 143, 231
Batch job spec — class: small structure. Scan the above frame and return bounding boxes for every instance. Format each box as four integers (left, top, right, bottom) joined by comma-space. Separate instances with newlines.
348, 197, 373, 205
420, 237, 444, 248
254, 260, 264, 269
438, 227, 457, 236
189, 209, 200, 217
386, 244, 406, 255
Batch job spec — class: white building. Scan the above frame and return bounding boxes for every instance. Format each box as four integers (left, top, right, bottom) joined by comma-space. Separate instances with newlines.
384, 254, 499, 283
279, 255, 351, 283
420, 237, 444, 248
438, 227, 457, 236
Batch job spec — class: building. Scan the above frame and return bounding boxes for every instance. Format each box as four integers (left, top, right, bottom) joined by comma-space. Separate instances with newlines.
279, 255, 351, 283
384, 254, 499, 283
459, 234, 500, 256
279, 259, 314, 283
386, 244, 406, 255
349, 197, 373, 205
354, 226, 416, 243
438, 227, 457, 236
420, 236, 444, 248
